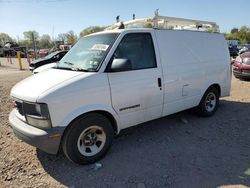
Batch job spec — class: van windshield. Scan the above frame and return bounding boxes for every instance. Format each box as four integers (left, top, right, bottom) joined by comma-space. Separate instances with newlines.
57, 33, 118, 72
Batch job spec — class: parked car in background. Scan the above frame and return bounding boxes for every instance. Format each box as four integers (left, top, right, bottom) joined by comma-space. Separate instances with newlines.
29, 51, 68, 71
59, 44, 71, 51
233, 51, 250, 79
227, 40, 239, 47
0, 45, 3, 57
2, 42, 19, 57
38, 49, 49, 58
229, 45, 239, 58
239, 44, 250, 55
33, 62, 57, 74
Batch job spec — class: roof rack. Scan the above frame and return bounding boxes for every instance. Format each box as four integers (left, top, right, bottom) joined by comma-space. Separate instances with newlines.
105, 10, 219, 32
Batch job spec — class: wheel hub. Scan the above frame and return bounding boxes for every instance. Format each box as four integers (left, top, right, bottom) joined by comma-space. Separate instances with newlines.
83, 132, 97, 146
205, 92, 216, 112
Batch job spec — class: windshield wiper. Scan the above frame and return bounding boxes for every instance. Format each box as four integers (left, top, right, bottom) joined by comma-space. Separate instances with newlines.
63, 61, 74, 66
54, 66, 92, 72
71, 67, 90, 72
61, 61, 90, 71
55, 61, 95, 72
54, 66, 72, 70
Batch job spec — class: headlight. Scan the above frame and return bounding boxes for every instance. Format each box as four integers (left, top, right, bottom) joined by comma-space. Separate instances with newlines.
243, 58, 250, 65
23, 102, 52, 129
235, 56, 242, 63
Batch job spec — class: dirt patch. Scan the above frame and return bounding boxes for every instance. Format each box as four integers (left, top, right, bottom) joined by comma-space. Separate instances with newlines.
0, 67, 249, 188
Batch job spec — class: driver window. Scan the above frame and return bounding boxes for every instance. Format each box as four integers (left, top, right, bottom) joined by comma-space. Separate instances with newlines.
114, 33, 156, 70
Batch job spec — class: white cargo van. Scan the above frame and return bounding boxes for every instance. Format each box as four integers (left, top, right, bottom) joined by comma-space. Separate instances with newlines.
9, 16, 231, 164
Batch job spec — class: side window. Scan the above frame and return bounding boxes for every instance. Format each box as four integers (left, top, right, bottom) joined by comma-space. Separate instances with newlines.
114, 33, 156, 70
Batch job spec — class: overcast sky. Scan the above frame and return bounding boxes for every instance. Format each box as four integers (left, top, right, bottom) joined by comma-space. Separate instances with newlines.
0, 0, 250, 40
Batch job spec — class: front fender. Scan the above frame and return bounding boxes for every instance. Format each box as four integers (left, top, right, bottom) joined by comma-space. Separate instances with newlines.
58, 104, 121, 133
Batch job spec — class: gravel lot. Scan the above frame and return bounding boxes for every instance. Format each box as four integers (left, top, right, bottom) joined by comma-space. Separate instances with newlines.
0, 58, 250, 188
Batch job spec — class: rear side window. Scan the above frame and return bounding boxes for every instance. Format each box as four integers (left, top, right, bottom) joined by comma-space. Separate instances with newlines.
114, 33, 156, 70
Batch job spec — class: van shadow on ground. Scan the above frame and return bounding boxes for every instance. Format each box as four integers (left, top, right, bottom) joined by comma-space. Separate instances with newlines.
37, 99, 250, 188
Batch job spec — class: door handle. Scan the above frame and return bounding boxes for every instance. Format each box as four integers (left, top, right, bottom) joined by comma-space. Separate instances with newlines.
158, 78, 162, 90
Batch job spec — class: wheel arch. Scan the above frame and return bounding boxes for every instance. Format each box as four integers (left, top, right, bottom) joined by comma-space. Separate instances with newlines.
61, 108, 120, 139
208, 83, 221, 97
195, 83, 221, 117
90, 110, 118, 134
198, 83, 221, 106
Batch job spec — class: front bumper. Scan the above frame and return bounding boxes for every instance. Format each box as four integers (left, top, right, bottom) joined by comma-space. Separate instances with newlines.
233, 69, 250, 79
9, 109, 64, 154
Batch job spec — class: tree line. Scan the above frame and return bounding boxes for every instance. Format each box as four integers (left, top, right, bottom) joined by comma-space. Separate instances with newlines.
0, 30, 78, 49
225, 26, 250, 44
1, 25, 250, 49
0, 26, 107, 50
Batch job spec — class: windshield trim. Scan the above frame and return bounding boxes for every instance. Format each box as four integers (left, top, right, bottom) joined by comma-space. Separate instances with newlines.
94, 33, 120, 72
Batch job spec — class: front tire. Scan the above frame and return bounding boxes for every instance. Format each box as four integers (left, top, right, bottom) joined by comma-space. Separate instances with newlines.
62, 113, 114, 165
196, 86, 219, 117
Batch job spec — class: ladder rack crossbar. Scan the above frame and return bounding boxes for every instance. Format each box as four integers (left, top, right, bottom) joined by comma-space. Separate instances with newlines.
105, 11, 219, 32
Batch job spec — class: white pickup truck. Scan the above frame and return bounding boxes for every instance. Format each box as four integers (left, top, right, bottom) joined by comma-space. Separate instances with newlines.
9, 28, 231, 164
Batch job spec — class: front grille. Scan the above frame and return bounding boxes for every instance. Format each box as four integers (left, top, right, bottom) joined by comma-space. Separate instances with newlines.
243, 70, 250, 74
233, 69, 241, 74
15, 101, 24, 116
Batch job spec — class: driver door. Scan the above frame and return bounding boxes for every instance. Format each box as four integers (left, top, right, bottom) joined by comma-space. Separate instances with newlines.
107, 32, 164, 130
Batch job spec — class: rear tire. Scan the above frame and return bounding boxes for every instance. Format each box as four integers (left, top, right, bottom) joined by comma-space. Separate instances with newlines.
62, 113, 114, 165
196, 87, 219, 117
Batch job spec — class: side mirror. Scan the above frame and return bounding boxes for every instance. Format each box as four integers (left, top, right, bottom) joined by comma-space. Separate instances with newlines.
110, 58, 132, 72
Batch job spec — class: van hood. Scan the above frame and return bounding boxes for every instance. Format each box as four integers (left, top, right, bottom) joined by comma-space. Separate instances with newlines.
11, 68, 86, 102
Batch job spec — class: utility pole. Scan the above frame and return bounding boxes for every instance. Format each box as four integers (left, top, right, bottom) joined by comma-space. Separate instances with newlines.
31, 32, 36, 59
52, 25, 54, 41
